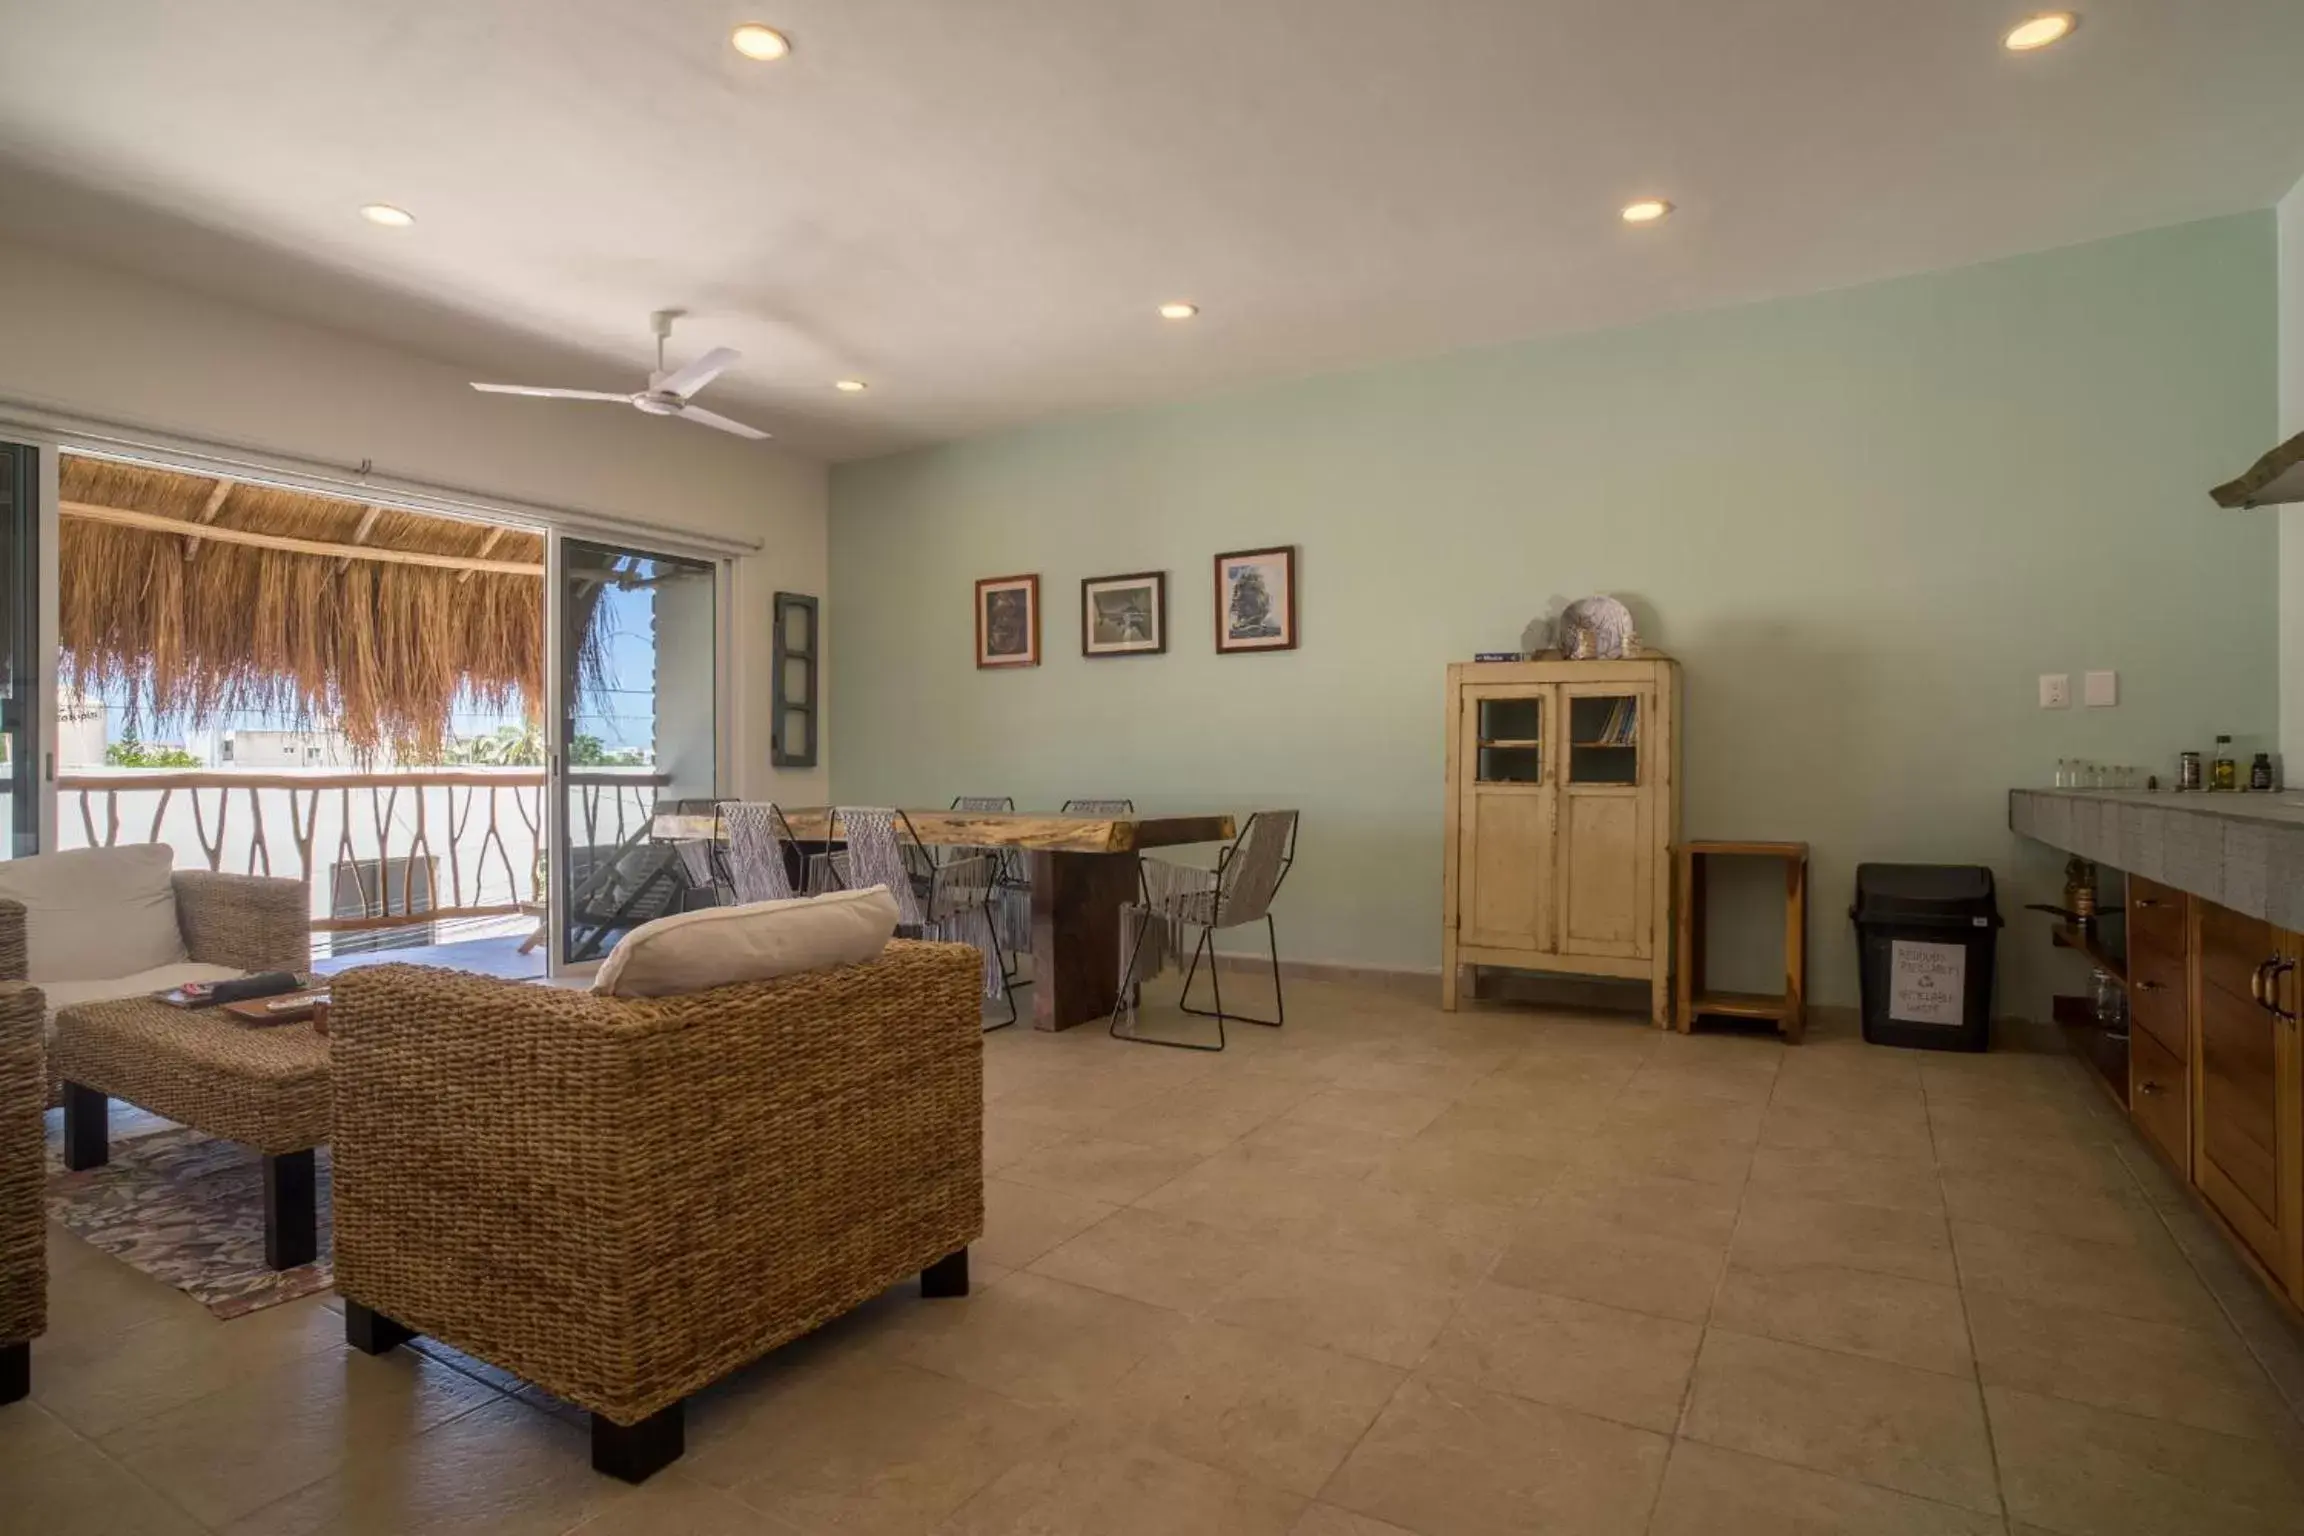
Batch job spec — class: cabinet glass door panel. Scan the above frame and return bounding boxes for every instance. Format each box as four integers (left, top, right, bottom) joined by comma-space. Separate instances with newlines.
1566, 693, 1640, 786
1456, 688, 1552, 953
1474, 694, 1542, 784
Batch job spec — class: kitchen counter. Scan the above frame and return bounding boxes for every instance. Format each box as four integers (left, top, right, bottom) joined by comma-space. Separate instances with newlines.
2008, 787, 2304, 928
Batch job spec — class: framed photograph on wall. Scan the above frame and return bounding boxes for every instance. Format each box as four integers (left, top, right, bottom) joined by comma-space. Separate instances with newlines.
974, 574, 1041, 668
1080, 571, 1167, 657
1213, 545, 1298, 654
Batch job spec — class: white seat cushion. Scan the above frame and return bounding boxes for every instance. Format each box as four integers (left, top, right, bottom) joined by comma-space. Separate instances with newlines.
0, 843, 187, 982
39, 962, 248, 1022
593, 885, 900, 999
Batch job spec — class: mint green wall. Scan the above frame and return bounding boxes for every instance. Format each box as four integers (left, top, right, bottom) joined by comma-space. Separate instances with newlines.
831, 215, 2277, 1017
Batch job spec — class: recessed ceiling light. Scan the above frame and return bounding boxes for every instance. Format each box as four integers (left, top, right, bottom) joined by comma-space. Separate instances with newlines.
834, 379, 868, 393
1158, 301, 1199, 321
2003, 12, 2076, 51
730, 23, 791, 61
359, 203, 415, 228
1620, 198, 1673, 225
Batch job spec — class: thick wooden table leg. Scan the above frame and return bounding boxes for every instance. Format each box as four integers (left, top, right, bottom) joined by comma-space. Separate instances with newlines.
62, 1083, 108, 1171
1030, 850, 1139, 1031
264, 1149, 318, 1270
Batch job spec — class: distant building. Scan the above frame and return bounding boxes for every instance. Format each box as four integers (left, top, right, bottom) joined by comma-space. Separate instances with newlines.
217, 726, 364, 768
57, 693, 107, 769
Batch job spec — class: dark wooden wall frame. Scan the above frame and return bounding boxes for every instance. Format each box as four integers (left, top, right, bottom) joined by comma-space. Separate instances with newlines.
771, 592, 819, 768
1212, 545, 1300, 654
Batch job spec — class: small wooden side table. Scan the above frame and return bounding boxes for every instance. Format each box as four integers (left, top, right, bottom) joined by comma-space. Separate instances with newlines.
1675, 841, 1808, 1042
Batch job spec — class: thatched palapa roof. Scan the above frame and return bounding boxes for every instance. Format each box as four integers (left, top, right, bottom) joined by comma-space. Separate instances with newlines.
61, 456, 552, 758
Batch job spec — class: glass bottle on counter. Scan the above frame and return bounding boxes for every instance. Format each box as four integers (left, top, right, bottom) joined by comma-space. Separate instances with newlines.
2252, 752, 2275, 792
2212, 736, 2238, 792
2178, 751, 2203, 791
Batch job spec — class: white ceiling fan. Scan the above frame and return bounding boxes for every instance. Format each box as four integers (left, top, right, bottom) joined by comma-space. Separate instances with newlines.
469, 310, 770, 440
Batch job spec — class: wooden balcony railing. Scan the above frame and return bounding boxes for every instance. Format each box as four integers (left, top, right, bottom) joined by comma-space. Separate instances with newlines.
57, 769, 673, 932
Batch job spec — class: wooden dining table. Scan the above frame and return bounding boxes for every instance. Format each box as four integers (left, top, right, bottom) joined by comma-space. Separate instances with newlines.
648, 808, 1237, 1030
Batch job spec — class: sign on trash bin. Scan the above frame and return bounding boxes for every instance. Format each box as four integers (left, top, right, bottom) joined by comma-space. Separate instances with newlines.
1889, 939, 1966, 1026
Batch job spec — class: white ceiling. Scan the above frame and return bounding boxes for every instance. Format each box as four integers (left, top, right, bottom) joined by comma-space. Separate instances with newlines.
2, 1, 2301, 462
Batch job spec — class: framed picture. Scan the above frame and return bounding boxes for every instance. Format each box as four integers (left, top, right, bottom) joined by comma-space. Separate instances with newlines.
974, 574, 1041, 668
1080, 570, 1167, 657
1213, 545, 1298, 654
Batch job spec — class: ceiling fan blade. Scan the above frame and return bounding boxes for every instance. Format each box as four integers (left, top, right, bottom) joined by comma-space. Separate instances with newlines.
656, 345, 740, 399
677, 404, 771, 441
471, 383, 633, 401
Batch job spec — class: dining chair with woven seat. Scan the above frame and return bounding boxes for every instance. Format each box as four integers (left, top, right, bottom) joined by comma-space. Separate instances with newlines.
1111, 810, 1298, 1052
824, 807, 1019, 1030
715, 801, 806, 904
949, 795, 1032, 995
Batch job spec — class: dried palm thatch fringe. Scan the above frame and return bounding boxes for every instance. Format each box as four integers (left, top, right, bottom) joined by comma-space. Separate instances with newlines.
60, 457, 608, 760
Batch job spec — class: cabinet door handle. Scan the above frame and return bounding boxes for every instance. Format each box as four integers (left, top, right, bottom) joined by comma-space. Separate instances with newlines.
2251, 961, 2271, 1004
2138, 1080, 2164, 1096
2135, 979, 2163, 991
2268, 959, 2300, 1024
2135, 897, 2160, 909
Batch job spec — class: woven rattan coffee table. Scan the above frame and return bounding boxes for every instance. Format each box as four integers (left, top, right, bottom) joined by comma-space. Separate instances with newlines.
51, 987, 330, 1269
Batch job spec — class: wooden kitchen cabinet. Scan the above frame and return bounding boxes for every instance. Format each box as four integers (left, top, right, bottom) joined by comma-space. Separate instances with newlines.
1441, 656, 1680, 1026
2190, 900, 2304, 1301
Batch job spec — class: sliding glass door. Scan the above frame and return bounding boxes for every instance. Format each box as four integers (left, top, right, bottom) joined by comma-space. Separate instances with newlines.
0, 444, 42, 858
548, 534, 722, 969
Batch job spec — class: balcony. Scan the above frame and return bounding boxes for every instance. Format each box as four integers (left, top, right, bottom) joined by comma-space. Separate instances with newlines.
55, 767, 674, 970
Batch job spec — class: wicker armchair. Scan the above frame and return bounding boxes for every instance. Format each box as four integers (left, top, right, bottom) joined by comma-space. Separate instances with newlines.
0, 870, 310, 1106
328, 939, 986, 1483
0, 982, 41, 1403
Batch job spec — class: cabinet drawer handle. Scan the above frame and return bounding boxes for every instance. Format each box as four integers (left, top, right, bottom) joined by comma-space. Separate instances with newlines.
2135, 979, 2163, 991
2138, 1080, 2164, 1096
2135, 898, 2160, 909
2252, 960, 2273, 1005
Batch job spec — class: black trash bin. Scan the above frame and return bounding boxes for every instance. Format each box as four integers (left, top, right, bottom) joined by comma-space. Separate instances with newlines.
1850, 864, 2003, 1052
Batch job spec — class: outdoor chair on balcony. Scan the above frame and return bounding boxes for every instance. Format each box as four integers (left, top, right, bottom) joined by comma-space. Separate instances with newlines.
1111, 810, 1298, 1052
0, 845, 311, 1104
563, 840, 712, 962
0, 981, 41, 1404
328, 936, 984, 1483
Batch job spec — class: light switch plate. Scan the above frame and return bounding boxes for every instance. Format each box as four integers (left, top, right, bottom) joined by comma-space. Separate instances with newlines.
2084, 670, 2118, 707
2039, 673, 2071, 709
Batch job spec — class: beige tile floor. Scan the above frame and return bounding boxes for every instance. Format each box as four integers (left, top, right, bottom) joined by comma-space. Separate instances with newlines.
12, 977, 2304, 1535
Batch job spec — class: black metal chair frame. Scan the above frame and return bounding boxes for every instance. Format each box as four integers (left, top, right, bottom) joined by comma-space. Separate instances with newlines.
1110, 811, 1297, 1053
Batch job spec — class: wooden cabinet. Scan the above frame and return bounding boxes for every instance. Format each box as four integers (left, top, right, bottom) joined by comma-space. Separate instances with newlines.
2130, 1027, 2189, 1173
2126, 875, 2189, 1075
2189, 900, 2304, 1300
1442, 656, 1680, 1025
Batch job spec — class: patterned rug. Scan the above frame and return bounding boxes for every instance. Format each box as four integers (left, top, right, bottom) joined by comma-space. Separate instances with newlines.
44, 1122, 334, 1318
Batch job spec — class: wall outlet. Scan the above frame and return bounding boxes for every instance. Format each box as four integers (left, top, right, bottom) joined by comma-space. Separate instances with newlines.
2084, 670, 2119, 707
2039, 673, 2071, 709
